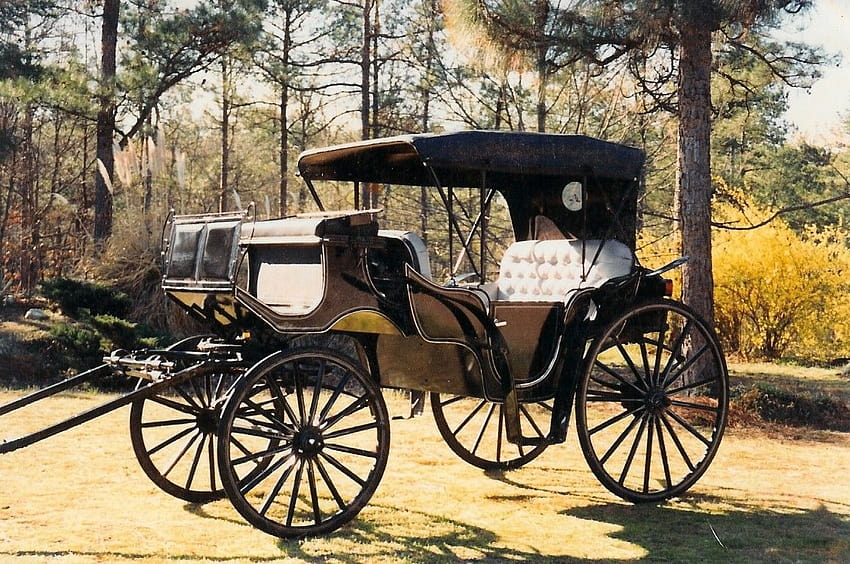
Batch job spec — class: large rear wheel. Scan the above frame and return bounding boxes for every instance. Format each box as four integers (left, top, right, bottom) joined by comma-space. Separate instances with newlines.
217, 348, 390, 538
575, 299, 728, 503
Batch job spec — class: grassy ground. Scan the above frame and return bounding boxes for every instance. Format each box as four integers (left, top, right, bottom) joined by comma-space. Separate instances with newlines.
0, 386, 847, 563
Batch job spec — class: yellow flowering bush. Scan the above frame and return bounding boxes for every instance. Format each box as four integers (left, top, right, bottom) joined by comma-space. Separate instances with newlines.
712, 204, 850, 362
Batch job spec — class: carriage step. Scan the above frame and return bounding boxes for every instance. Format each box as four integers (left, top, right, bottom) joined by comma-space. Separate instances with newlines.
514, 436, 550, 447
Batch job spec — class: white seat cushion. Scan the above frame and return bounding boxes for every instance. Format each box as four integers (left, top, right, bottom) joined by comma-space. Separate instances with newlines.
497, 239, 634, 302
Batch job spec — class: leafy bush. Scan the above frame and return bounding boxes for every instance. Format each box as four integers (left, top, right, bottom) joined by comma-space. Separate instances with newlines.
712, 198, 850, 362
50, 322, 102, 359
40, 278, 131, 319
90, 314, 162, 351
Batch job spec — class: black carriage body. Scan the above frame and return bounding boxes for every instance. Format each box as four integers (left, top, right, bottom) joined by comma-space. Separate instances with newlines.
161, 131, 654, 404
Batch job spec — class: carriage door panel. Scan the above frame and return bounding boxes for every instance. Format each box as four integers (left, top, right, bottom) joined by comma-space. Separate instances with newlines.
492, 302, 561, 382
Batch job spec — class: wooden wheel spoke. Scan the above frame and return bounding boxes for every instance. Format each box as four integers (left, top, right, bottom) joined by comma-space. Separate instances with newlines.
318, 372, 352, 422
140, 416, 196, 429
518, 403, 547, 439
258, 458, 295, 518
285, 460, 306, 526
449, 399, 488, 437
593, 360, 646, 395
230, 440, 292, 467
618, 413, 648, 485
664, 406, 713, 447
589, 404, 646, 436
669, 398, 719, 414
659, 412, 696, 472
323, 442, 379, 460
614, 337, 650, 390
159, 429, 201, 477
306, 460, 322, 525
146, 395, 197, 415
666, 374, 717, 396
308, 360, 327, 423
643, 415, 655, 493
599, 411, 643, 465
654, 416, 673, 490
183, 432, 208, 491
173, 382, 204, 412
657, 319, 693, 386
661, 342, 710, 389
148, 425, 196, 457
264, 375, 300, 425
322, 421, 379, 441
318, 451, 367, 487
240, 451, 296, 497
471, 402, 498, 457
314, 457, 347, 511
321, 394, 370, 432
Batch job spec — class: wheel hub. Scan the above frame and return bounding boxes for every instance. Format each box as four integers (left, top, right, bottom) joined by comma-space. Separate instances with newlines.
645, 388, 671, 412
294, 427, 324, 457
196, 408, 219, 434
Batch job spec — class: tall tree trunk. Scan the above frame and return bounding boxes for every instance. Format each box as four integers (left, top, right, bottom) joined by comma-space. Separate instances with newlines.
419, 0, 437, 245
278, 8, 292, 217
95, 0, 119, 245
19, 103, 37, 293
359, 0, 372, 209
676, 11, 714, 326
219, 56, 231, 212
534, 0, 549, 133
279, 84, 288, 216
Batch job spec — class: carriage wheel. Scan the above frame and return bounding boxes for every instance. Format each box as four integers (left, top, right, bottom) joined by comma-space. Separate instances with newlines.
130, 365, 242, 503
217, 348, 390, 538
575, 299, 728, 503
431, 393, 552, 470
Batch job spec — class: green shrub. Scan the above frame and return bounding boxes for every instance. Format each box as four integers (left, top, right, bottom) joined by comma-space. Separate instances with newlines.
91, 314, 163, 351
50, 323, 102, 358
40, 278, 130, 319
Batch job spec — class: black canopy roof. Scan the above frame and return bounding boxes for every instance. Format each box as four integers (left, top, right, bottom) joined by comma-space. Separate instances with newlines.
297, 130, 644, 245
297, 130, 645, 188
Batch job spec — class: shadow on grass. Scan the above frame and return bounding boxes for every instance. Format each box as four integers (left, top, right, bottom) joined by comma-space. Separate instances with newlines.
567, 496, 850, 563
173, 484, 850, 563
3, 495, 846, 562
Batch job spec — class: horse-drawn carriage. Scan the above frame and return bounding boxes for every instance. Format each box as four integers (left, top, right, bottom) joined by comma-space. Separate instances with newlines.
1, 131, 728, 539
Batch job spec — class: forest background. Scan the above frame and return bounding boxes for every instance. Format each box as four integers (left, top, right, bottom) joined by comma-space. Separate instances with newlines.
1, 0, 850, 368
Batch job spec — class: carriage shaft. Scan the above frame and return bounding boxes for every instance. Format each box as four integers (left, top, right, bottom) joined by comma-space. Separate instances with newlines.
0, 360, 230, 454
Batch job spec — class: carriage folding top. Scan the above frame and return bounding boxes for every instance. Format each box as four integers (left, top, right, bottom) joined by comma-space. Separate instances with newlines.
2, 130, 728, 540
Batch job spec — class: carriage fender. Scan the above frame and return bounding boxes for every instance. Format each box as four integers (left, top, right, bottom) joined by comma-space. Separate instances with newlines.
328, 310, 403, 335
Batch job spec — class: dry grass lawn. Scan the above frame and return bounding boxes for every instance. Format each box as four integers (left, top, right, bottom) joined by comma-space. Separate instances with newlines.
0, 388, 848, 563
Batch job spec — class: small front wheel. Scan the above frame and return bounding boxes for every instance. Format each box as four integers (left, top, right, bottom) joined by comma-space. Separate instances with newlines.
129, 335, 241, 503
575, 299, 728, 503
431, 393, 552, 470
217, 348, 390, 538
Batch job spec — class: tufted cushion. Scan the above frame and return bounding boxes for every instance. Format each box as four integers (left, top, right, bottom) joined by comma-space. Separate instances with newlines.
497, 239, 634, 302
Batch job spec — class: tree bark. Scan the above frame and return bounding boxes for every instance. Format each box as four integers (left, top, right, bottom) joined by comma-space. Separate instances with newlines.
676, 14, 714, 326
94, 0, 119, 245
219, 55, 230, 213
359, 0, 372, 209
278, 11, 291, 217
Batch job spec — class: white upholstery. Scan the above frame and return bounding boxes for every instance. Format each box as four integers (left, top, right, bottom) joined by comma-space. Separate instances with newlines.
497, 239, 634, 302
